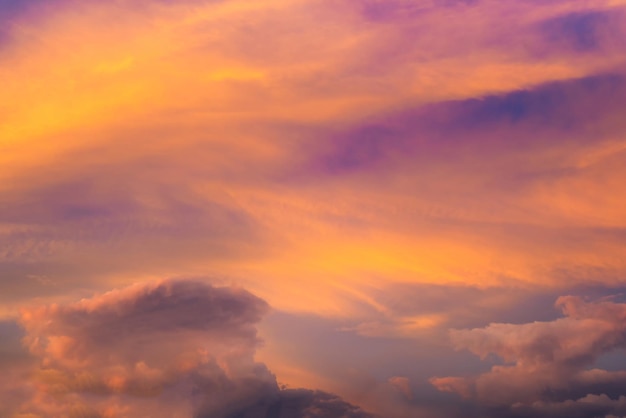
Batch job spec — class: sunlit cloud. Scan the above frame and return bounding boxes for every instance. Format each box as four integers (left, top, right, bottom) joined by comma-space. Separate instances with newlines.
5, 279, 374, 418
431, 296, 626, 417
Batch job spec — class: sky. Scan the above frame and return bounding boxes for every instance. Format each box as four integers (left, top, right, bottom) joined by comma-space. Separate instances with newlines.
1, 0, 626, 417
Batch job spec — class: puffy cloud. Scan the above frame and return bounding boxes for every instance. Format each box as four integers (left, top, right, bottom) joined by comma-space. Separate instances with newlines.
11, 279, 374, 418
431, 296, 626, 416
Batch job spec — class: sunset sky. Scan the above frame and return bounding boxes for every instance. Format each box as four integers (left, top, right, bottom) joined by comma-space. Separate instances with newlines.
2, 0, 626, 417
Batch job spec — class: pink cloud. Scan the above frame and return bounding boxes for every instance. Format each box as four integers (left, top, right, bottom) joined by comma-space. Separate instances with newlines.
12, 279, 374, 418
431, 296, 626, 413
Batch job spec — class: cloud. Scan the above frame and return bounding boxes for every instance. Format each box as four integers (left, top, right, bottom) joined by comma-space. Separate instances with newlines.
510, 394, 626, 418
388, 377, 413, 401
255, 389, 375, 418
11, 279, 374, 418
537, 9, 626, 54
431, 296, 626, 417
